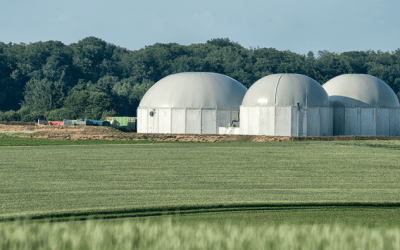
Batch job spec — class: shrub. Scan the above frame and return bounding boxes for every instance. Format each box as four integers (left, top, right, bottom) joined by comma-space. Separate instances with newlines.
17, 107, 47, 122
0, 110, 21, 121
46, 108, 68, 121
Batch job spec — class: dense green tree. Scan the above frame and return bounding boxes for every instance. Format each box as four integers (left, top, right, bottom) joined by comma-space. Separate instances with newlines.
93, 75, 119, 95
17, 106, 47, 122
314, 51, 353, 83
169, 55, 207, 73
70, 37, 117, 82
63, 90, 115, 120
0, 110, 20, 121
22, 78, 66, 112
46, 108, 68, 121
206, 38, 241, 48
0, 78, 23, 111
107, 77, 155, 117
1, 36, 400, 121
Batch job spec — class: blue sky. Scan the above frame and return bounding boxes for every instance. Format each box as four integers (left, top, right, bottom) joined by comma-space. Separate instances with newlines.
1, 0, 399, 55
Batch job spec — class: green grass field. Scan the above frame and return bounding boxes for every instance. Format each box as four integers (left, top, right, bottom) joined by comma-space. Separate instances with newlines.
1, 140, 399, 220
1, 138, 400, 249
128, 207, 400, 228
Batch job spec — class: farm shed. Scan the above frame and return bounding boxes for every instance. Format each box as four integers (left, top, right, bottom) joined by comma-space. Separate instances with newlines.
323, 74, 400, 136
240, 74, 333, 136
137, 72, 247, 134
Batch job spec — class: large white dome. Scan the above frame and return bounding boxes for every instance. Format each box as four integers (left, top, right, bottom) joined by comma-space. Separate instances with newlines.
241, 74, 329, 107
139, 72, 247, 109
323, 74, 399, 108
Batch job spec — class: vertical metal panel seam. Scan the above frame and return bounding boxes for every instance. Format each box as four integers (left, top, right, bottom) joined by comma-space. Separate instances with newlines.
258, 107, 261, 135
388, 108, 391, 136
274, 75, 283, 106
170, 108, 172, 133
185, 108, 187, 134
344, 108, 346, 136
374, 108, 377, 136
145, 108, 147, 133
200, 108, 202, 134
274, 106, 277, 135
216, 109, 221, 135
319, 107, 321, 136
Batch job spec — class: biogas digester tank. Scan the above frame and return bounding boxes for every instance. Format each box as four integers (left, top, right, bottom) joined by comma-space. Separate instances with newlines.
137, 72, 247, 134
323, 74, 400, 136
240, 73, 333, 136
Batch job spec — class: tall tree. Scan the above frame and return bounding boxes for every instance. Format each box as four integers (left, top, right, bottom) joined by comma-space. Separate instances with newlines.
22, 77, 66, 112
63, 90, 115, 120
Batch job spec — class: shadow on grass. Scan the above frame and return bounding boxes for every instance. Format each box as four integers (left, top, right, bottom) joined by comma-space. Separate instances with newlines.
2, 202, 399, 223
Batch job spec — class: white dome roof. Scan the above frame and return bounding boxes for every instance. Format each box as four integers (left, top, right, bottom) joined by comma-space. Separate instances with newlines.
241, 74, 329, 107
323, 74, 399, 108
139, 72, 247, 109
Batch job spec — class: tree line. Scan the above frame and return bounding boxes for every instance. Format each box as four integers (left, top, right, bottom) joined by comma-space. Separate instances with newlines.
1, 36, 400, 121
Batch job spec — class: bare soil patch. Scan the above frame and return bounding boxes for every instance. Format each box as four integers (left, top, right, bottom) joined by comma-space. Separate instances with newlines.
1, 123, 399, 142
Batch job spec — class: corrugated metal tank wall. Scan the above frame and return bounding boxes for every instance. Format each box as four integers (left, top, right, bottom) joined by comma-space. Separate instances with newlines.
323, 74, 400, 136
331, 107, 399, 136
137, 107, 238, 134
240, 106, 333, 136
239, 74, 333, 136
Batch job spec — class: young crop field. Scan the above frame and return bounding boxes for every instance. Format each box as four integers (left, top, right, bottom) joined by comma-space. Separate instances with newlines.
1, 139, 400, 249
1, 140, 399, 220
1, 218, 400, 250
126, 207, 400, 228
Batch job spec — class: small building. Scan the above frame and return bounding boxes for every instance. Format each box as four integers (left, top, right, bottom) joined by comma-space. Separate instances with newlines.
240, 74, 333, 136
323, 74, 400, 136
137, 72, 247, 134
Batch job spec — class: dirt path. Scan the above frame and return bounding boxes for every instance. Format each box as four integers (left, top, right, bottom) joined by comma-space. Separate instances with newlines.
1, 122, 399, 142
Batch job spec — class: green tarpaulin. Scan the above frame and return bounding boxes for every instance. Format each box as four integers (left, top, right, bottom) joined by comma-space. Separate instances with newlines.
106, 117, 136, 129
